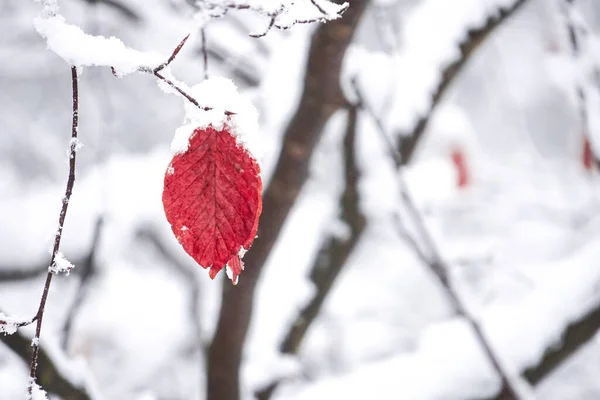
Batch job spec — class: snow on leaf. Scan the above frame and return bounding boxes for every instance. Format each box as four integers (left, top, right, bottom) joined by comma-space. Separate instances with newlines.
163, 124, 262, 284
171, 77, 262, 162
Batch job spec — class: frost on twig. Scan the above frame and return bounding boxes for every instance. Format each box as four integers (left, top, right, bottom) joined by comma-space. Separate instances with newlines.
0, 312, 35, 335
196, 0, 349, 37
49, 252, 74, 275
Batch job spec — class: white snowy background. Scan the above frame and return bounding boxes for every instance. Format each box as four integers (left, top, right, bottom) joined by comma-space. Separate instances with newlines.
2, 0, 600, 399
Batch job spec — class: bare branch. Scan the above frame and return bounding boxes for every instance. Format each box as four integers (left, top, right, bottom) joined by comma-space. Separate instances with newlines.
353, 79, 524, 399
207, 3, 369, 400
27, 65, 81, 397
397, 0, 531, 163
249, 17, 275, 38
154, 34, 191, 73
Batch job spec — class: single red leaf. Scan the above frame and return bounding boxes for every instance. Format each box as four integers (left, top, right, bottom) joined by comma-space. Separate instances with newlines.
162, 124, 262, 284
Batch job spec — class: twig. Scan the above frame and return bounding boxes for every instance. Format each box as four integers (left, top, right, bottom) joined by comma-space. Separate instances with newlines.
154, 34, 191, 73
198, 0, 349, 37
249, 17, 275, 38
0, 311, 36, 331
201, 28, 209, 80
27, 65, 80, 397
396, 0, 530, 163
113, 34, 235, 115
352, 79, 524, 400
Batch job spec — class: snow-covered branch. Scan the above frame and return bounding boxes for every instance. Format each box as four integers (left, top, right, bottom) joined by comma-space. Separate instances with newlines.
197, 0, 349, 37
344, 0, 531, 164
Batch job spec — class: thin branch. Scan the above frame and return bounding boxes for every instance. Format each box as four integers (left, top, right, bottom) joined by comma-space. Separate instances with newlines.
0, 310, 36, 331
198, 0, 349, 37
397, 0, 530, 163
115, 34, 235, 115
249, 17, 275, 38
154, 34, 191, 73
256, 104, 366, 400
27, 65, 80, 397
353, 80, 524, 400
201, 28, 209, 80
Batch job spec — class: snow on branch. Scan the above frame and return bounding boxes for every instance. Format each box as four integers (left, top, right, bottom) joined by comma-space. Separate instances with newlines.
343, 0, 530, 163
0, 311, 35, 335
34, 0, 161, 75
197, 0, 349, 37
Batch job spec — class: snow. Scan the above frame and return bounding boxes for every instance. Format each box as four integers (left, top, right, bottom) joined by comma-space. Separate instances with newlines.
50, 252, 74, 275
288, 238, 600, 400
170, 77, 261, 163
30, 380, 48, 400
4, 0, 600, 399
343, 0, 526, 138
0, 313, 29, 335
34, 3, 162, 74
197, 0, 348, 31
69, 137, 83, 158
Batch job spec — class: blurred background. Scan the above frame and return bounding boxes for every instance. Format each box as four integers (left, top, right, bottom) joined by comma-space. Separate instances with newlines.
2, 0, 600, 399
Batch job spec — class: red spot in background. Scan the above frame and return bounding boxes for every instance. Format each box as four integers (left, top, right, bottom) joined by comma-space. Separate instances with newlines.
583, 136, 594, 171
451, 149, 470, 188
162, 125, 262, 284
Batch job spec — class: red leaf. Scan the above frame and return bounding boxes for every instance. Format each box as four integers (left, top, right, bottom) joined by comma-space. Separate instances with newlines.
162, 124, 262, 284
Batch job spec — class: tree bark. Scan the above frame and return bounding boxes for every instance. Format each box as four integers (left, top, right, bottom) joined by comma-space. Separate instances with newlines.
206, 2, 369, 400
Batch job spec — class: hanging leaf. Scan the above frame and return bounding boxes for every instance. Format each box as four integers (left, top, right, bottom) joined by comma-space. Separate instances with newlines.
163, 124, 262, 284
